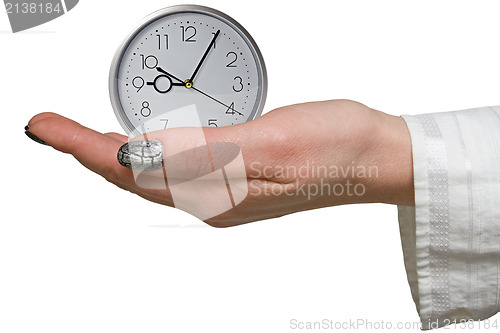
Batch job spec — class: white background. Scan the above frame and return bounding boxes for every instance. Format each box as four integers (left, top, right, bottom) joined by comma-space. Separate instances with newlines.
1, 0, 499, 332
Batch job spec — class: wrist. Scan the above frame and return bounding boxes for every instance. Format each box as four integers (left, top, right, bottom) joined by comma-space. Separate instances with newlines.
368, 111, 414, 206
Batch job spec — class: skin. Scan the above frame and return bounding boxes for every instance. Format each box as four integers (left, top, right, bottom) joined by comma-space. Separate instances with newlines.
27, 99, 414, 227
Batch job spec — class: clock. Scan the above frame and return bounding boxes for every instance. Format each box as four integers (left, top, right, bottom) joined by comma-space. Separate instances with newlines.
109, 5, 267, 136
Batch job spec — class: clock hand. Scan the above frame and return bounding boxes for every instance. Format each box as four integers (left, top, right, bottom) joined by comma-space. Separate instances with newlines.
156, 67, 184, 84
146, 75, 184, 94
188, 30, 220, 84
191, 86, 244, 116
150, 81, 184, 86
157, 66, 243, 116
157, 66, 195, 89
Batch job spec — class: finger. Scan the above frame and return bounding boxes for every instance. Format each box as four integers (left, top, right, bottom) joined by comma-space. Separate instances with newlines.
125, 122, 262, 173
124, 113, 292, 182
104, 132, 129, 143
27, 113, 136, 185
27, 111, 60, 127
121, 119, 297, 222
28, 114, 176, 204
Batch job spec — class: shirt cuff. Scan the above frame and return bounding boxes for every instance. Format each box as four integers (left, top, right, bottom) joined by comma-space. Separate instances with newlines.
397, 106, 500, 330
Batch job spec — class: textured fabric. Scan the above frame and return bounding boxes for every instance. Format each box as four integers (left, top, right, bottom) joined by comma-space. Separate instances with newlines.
398, 106, 500, 330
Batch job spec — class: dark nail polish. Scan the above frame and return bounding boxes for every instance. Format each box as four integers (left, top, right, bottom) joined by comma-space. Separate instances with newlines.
117, 140, 163, 170
25, 125, 49, 146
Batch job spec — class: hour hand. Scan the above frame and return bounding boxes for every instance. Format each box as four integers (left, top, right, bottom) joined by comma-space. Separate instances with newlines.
156, 67, 184, 84
157, 67, 193, 89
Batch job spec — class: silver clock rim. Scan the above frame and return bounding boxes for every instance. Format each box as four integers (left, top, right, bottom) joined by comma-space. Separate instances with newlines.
109, 4, 268, 136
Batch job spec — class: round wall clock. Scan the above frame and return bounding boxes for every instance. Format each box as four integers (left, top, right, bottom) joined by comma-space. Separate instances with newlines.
109, 5, 267, 136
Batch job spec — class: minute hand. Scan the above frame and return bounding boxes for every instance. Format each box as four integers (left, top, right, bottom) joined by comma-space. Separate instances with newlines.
189, 30, 220, 84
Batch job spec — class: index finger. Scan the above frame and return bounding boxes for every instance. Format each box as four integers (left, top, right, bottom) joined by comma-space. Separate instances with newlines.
27, 113, 135, 184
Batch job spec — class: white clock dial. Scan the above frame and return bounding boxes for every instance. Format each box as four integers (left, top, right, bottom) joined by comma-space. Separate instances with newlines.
109, 5, 267, 136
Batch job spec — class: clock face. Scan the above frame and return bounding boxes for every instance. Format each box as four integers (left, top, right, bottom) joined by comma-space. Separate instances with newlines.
110, 5, 267, 136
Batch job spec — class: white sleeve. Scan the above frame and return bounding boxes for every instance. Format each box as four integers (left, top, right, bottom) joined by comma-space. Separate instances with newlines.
398, 106, 500, 330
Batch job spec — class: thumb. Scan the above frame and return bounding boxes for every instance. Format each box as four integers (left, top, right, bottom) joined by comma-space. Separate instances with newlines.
118, 123, 263, 221
118, 120, 265, 179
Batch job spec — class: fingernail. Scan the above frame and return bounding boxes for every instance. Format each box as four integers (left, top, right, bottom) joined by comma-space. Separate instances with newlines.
117, 140, 163, 170
25, 125, 50, 146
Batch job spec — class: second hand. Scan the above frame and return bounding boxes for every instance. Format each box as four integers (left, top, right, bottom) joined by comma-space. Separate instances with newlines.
155, 67, 244, 116
191, 87, 243, 116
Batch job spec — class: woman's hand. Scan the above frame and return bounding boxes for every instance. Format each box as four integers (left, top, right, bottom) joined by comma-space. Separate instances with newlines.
26, 99, 413, 227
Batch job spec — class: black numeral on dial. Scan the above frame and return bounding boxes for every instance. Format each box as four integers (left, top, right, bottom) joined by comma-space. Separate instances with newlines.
141, 101, 151, 117
132, 76, 145, 92
226, 52, 237, 67
233, 76, 243, 92
156, 34, 169, 50
180, 26, 196, 42
140, 55, 158, 70
226, 102, 243, 116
